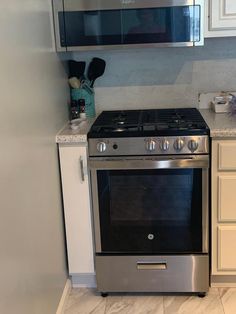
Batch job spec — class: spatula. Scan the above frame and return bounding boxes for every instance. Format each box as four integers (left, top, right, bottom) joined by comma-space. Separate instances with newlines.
87, 58, 106, 88
68, 60, 86, 80
75, 61, 86, 80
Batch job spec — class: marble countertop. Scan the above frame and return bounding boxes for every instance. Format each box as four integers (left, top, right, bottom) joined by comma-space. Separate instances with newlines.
56, 118, 96, 144
200, 109, 236, 138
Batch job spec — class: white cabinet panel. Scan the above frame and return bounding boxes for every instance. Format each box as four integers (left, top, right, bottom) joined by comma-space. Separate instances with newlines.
218, 142, 236, 170
212, 139, 236, 277
211, 0, 236, 30
218, 226, 236, 271
59, 145, 94, 274
225, 0, 236, 15
218, 176, 236, 222
205, 0, 236, 37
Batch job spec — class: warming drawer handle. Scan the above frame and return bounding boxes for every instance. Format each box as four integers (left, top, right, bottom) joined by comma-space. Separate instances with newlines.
137, 262, 167, 270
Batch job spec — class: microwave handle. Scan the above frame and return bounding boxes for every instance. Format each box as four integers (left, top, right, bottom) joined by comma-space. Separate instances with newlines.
194, 0, 205, 46
89, 155, 209, 170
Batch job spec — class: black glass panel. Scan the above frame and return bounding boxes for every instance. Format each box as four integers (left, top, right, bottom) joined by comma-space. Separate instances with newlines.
62, 10, 122, 47
97, 169, 202, 253
59, 6, 200, 47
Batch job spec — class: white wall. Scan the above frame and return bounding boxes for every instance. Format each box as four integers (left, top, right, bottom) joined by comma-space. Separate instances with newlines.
0, 1, 68, 314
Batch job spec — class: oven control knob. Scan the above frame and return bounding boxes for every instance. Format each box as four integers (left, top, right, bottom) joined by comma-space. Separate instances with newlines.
174, 138, 185, 151
188, 139, 199, 152
146, 139, 156, 152
160, 139, 170, 152
97, 142, 107, 153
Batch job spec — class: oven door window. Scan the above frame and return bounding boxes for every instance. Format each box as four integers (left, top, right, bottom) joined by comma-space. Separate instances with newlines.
97, 169, 202, 253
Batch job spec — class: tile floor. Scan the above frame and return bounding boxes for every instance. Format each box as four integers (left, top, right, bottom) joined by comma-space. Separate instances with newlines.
63, 287, 236, 314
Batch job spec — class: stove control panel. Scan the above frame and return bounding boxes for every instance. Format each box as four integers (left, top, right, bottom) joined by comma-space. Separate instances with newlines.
89, 136, 209, 156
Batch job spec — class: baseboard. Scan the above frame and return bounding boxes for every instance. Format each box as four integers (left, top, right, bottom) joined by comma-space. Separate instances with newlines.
211, 283, 236, 287
71, 273, 96, 288
56, 279, 71, 314
211, 275, 236, 287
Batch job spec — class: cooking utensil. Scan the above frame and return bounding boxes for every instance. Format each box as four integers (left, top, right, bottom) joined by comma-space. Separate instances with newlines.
87, 58, 106, 88
68, 60, 86, 80
75, 61, 86, 80
69, 77, 81, 89
68, 60, 78, 78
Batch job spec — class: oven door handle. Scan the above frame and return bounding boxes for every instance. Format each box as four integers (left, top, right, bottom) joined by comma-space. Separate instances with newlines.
89, 155, 209, 170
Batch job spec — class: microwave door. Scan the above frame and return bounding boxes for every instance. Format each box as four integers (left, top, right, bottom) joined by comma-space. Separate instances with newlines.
53, 0, 204, 51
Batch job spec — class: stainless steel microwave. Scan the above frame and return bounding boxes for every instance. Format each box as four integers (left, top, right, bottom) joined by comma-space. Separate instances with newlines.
52, 0, 204, 52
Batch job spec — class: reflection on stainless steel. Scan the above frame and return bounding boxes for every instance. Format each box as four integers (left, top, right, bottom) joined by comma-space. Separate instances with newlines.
89, 155, 209, 170
202, 169, 209, 253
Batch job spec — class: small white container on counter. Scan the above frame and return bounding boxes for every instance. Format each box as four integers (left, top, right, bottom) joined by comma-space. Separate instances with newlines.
211, 95, 232, 113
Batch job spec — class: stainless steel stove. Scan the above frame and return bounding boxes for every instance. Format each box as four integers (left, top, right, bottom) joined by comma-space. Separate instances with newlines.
88, 108, 209, 156
88, 108, 210, 297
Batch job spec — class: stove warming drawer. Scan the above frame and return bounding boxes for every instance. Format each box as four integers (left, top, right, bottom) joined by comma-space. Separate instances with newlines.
95, 255, 209, 293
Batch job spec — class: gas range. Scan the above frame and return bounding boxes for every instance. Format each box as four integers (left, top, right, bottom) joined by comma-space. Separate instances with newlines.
88, 107, 210, 295
88, 108, 209, 156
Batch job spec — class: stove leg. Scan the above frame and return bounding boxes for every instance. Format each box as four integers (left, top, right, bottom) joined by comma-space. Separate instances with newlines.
198, 292, 206, 298
101, 292, 108, 298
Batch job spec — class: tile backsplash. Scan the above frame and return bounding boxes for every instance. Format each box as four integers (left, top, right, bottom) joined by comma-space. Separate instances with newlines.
68, 37, 236, 111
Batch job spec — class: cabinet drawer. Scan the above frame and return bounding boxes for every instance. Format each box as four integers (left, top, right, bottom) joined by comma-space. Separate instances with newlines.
218, 142, 236, 170
218, 226, 236, 271
218, 176, 236, 222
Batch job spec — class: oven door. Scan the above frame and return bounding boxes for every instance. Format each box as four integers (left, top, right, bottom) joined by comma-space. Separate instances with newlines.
89, 155, 209, 255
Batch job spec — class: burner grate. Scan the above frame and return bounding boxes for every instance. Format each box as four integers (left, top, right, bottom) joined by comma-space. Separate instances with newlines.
88, 108, 209, 138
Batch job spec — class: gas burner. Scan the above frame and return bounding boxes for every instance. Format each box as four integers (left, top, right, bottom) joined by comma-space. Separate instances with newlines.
112, 113, 127, 124
114, 128, 126, 132
172, 119, 184, 124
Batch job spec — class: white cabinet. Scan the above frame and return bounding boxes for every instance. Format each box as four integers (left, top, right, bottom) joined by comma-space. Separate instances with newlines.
218, 226, 236, 271
59, 144, 94, 275
212, 140, 236, 275
205, 0, 236, 37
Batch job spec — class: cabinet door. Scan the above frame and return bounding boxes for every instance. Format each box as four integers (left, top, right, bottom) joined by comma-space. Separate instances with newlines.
218, 142, 236, 170
218, 226, 236, 271
218, 176, 236, 222
59, 145, 94, 274
205, 0, 236, 37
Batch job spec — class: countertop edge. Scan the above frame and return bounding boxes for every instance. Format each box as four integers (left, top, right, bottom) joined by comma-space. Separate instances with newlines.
200, 109, 236, 139
56, 110, 236, 144
56, 118, 96, 144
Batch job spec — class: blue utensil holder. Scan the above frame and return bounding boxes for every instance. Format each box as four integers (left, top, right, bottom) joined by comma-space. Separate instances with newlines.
71, 87, 95, 118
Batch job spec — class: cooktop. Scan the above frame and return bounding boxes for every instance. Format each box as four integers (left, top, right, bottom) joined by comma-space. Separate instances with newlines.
88, 108, 210, 138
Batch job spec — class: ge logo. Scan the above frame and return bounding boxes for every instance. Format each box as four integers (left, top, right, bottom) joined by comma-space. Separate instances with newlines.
148, 234, 154, 240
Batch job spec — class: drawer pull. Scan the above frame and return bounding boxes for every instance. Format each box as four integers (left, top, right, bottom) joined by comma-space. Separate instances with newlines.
137, 262, 167, 270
